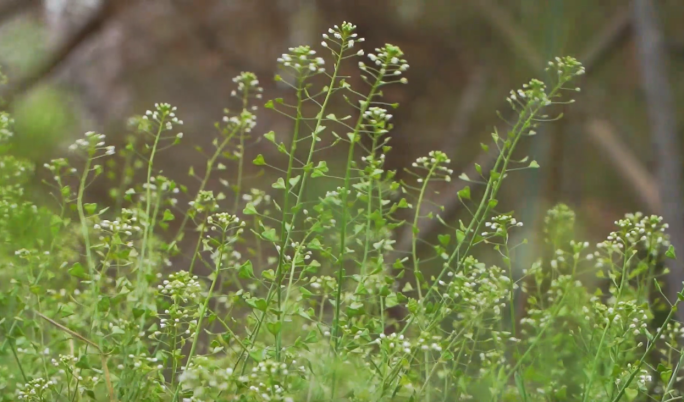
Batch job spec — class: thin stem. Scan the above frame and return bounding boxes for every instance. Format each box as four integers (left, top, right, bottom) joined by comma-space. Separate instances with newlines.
172, 239, 226, 401
137, 115, 166, 321
412, 164, 438, 301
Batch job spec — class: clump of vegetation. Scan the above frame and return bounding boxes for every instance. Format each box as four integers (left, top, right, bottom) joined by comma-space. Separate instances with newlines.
0, 21, 681, 402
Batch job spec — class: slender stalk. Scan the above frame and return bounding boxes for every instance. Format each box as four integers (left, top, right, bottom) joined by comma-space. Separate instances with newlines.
612, 299, 680, 402
240, 44, 347, 368
172, 238, 226, 402
173, 127, 239, 245
137, 115, 166, 314
412, 163, 438, 300
332, 75, 383, 352
232, 93, 250, 214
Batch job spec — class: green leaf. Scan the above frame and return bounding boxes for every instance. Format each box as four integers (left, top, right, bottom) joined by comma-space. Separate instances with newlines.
289, 175, 301, 187
272, 177, 286, 189
457, 186, 470, 200
68, 263, 89, 280
261, 228, 278, 242
243, 203, 258, 215
480, 143, 489, 152
456, 229, 466, 245
311, 161, 329, 178
458, 173, 471, 182
514, 372, 529, 402
264, 100, 274, 109
246, 297, 268, 312
438, 234, 451, 246
624, 388, 638, 401
528, 160, 540, 168
84, 203, 98, 215
97, 296, 111, 312
385, 292, 399, 308
262, 269, 275, 281
239, 261, 254, 279
267, 321, 282, 336
658, 363, 673, 383
163, 209, 175, 222
491, 128, 499, 143
666, 245, 677, 260
264, 131, 276, 143
407, 298, 419, 313
253, 154, 266, 166
488, 199, 498, 209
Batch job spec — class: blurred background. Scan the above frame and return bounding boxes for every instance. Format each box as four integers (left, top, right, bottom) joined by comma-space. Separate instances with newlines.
1, 0, 684, 297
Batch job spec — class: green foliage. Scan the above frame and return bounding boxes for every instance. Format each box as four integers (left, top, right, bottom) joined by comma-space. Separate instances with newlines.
0, 21, 680, 402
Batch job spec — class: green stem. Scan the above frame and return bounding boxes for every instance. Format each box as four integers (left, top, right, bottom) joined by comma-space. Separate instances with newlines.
76, 156, 98, 333
612, 300, 680, 402
233, 93, 249, 214
242, 46, 346, 369
412, 164, 438, 301
173, 127, 239, 245
172, 242, 225, 402
332, 75, 384, 351
137, 115, 166, 315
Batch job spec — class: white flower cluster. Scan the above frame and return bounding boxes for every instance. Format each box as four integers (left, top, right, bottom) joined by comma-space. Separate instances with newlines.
0, 155, 32, 179
177, 357, 235, 401
481, 214, 523, 237
230, 71, 263, 99
189, 190, 219, 214
374, 332, 413, 354
596, 300, 649, 335
521, 275, 580, 329
358, 44, 409, 84
16, 377, 55, 401
157, 270, 202, 302
50, 354, 104, 387
142, 103, 184, 133
51, 354, 78, 368
208, 212, 244, 233
141, 175, 180, 194
363, 107, 392, 125
94, 209, 142, 239
307, 275, 336, 295
546, 56, 586, 78
43, 158, 76, 181
615, 365, 651, 390
506, 78, 550, 110
116, 353, 163, 371
597, 213, 669, 255
442, 257, 511, 318
222, 109, 257, 133
277, 46, 325, 75
68, 131, 115, 155
661, 320, 684, 342
413, 151, 453, 182
137, 175, 181, 206
0, 112, 14, 142
242, 188, 271, 207
321, 21, 365, 55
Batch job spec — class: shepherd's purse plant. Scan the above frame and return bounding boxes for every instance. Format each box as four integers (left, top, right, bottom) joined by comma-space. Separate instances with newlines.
0, 20, 682, 402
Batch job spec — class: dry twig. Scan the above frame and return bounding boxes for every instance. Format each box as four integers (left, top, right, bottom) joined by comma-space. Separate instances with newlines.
0, 0, 127, 105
